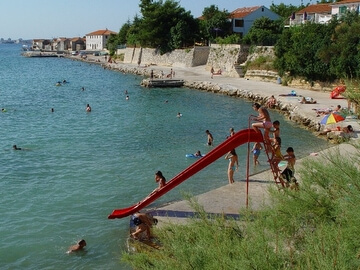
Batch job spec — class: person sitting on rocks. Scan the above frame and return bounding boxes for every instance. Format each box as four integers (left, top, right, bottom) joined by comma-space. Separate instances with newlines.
266, 95, 277, 108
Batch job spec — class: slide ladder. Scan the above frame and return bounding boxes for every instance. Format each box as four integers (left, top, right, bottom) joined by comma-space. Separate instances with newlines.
248, 115, 286, 188
261, 140, 286, 188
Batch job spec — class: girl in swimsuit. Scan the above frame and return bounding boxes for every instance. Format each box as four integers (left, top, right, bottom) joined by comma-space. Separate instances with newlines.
271, 137, 283, 168
225, 149, 238, 184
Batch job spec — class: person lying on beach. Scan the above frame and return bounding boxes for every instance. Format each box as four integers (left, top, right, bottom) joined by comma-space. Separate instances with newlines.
313, 108, 333, 116
318, 125, 353, 135
67, 239, 86, 253
300, 97, 317, 104
279, 90, 297, 96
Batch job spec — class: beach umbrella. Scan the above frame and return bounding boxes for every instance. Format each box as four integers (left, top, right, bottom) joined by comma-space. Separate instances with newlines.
320, 112, 345, 125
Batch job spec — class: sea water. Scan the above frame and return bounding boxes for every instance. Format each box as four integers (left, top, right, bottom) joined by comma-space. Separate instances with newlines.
0, 44, 329, 269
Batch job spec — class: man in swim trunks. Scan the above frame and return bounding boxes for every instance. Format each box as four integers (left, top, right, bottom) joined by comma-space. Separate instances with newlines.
251, 103, 272, 142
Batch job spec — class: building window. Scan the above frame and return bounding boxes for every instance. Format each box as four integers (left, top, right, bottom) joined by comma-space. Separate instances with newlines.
235, 19, 244, 27
339, 6, 347, 14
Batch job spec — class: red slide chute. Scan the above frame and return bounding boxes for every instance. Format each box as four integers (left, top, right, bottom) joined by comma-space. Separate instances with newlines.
108, 128, 264, 219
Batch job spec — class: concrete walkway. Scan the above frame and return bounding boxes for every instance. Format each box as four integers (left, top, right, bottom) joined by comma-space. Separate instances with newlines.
153, 143, 358, 226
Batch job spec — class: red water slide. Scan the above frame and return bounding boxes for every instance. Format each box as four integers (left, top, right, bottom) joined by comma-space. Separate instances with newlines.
108, 128, 264, 219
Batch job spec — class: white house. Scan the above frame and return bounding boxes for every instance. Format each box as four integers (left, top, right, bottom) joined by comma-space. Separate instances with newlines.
230, 6, 280, 38
288, 0, 360, 26
85, 29, 117, 51
331, 0, 360, 17
288, 3, 332, 26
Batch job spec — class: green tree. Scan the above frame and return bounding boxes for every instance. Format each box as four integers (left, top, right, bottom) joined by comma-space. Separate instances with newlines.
274, 23, 335, 82
137, 0, 198, 53
170, 11, 199, 49
324, 12, 360, 79
243, 17, 283, 46
126, 15, 142, 47
118, 20, 131, 45
199, 5, 231, 43
270, 3, 301, 19
106, 34, 120, 55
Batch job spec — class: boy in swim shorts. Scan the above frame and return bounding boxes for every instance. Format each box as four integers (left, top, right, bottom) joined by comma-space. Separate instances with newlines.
252, 142, 262, 165
281, 147, 296, 186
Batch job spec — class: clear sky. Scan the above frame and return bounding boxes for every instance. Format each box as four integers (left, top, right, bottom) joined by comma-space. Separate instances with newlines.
0, 0, 307, 40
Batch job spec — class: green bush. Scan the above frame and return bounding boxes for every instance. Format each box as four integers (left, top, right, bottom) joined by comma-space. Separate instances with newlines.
246, 55, 275, 71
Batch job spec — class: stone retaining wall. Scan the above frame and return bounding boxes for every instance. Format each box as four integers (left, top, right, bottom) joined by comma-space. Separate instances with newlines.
122, 47, 210, 67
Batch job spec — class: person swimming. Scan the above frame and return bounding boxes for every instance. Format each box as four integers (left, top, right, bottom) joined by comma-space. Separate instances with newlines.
67, 239, 87, 253
13, 145, 22, 150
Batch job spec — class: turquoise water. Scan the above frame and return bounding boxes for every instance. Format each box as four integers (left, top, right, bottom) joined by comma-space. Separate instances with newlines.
0, 44, 329, 269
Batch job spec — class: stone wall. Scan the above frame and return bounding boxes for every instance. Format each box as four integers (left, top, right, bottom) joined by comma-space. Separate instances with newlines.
121, 46, 210, 67
206, 44, 250, 77
120, 45, 336, 91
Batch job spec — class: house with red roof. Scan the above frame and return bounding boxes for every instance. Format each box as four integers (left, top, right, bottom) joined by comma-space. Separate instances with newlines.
288, 0, 360, 26
230, 6, 280, 38
331, 0, 360, 16
288, 3, 332, 26
85, 29, 117, 51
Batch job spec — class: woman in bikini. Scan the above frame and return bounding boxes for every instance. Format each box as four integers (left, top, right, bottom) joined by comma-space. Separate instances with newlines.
225, 149, 238, 184
251, 103, 272, 142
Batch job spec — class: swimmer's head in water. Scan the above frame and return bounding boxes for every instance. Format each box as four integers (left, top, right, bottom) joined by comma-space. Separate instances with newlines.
78, 239, 86, 247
